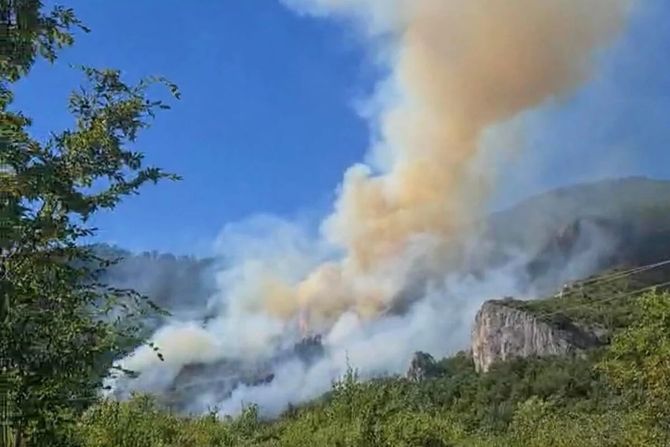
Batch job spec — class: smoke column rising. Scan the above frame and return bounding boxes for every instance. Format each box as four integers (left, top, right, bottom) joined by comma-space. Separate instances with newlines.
276, 0, 633, 328
108, 0, 634, 416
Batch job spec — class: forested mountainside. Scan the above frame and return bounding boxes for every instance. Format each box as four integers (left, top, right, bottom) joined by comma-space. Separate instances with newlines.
70, 177, 670, 447
488, 176, 670, 252
93, 245, 217, 313
86, 178, 670, 416
478, 177, 670, 293
76, 268, 670, 447
95, 177, 670, 317
87, 245, 218, 337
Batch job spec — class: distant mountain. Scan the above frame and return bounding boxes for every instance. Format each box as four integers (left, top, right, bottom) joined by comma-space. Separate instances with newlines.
481, 177, 670, 291
92, 176, 670, 315
99, 177, 670, 413
488, 176, 670, 252
89, 244, 219, 332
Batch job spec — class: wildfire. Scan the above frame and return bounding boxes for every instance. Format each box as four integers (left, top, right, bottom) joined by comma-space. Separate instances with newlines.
298, 308, 310, 337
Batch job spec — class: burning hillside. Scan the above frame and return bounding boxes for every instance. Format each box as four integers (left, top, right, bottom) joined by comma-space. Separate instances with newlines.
106, 0, 638, 417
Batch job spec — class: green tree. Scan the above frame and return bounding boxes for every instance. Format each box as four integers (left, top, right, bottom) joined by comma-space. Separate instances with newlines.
0, 1, 179, 445
600, 291, 670, 436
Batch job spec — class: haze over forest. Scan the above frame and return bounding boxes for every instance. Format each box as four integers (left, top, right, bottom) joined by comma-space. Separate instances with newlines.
3, 1, 670, 446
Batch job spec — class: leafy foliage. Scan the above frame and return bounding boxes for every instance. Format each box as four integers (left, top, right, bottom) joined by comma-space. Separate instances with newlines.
599, 291, 670, 431
71, 292, 670, 447
0, 0, 89, 82
0, 1, 178, 444
503, 264, 670, 333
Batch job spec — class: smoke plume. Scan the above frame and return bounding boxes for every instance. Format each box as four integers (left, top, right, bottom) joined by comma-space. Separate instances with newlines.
276, 0, 632, 329
107, 0, 634, 416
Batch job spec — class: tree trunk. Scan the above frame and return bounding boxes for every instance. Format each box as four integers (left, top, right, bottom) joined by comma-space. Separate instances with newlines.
13, 428, 23, 447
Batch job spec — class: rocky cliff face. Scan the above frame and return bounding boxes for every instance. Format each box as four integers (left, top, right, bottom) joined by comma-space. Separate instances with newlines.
471, 298, 605, 373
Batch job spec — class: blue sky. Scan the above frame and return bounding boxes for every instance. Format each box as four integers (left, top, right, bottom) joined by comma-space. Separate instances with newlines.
13, 1, 670, 255
493, 0, 670, 207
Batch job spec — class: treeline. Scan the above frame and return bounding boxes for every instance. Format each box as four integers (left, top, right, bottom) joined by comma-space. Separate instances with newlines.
92, 244, 216, 317
0, 2, 181, 445
73, 290, 670, 446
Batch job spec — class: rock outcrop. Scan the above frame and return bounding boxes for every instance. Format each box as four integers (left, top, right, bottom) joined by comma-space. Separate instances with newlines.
471, 298, 605, 373
406, 351, 439, 382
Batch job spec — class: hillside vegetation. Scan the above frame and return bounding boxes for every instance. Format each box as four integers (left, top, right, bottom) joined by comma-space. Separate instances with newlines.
507, 262, 670, 332
74, 278, 670, 446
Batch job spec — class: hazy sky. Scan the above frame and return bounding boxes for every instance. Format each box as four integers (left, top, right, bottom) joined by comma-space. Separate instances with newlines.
13, 0, 670, 255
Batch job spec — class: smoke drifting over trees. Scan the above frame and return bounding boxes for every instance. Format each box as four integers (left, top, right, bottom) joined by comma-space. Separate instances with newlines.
106, 0, 642, 417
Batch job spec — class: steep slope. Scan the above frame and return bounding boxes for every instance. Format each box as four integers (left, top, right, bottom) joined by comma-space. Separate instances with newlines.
470, 257, 670, 372
471, 298, 606, 372
483, 176, 670, 293
101, 177, 670, 415
488, 176, 670, 251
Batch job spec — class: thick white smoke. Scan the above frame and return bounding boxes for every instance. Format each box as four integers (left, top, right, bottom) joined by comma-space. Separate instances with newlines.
107, 0, 634, 416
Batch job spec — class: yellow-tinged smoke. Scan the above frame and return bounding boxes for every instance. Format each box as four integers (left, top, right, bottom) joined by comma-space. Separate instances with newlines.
268, 0, 633, 330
